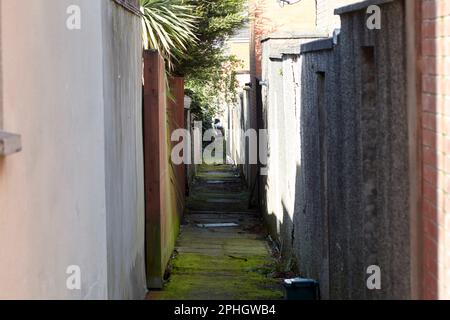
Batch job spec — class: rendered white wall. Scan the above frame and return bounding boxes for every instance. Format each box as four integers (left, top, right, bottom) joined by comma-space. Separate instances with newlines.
0, 0, 145, 299
101, 0, 146, 300
0, 0, 107, 299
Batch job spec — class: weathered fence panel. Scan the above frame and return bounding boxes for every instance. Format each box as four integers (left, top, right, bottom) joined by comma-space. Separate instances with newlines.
143, 51, 186, 289
168, 77, 186, 217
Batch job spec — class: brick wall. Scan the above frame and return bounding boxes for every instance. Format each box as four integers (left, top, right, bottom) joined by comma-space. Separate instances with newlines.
421, 0, 450, 300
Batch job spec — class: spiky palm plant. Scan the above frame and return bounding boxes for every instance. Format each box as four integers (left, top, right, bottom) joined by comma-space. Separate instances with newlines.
140, 0, 197, 71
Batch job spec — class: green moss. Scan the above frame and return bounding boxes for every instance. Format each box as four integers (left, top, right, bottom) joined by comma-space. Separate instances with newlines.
155, 253, 284, 300
149, 164, 283, 300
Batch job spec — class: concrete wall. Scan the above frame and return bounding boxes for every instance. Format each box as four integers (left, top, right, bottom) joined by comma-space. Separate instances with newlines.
296, 39, 349, 299
258, 0, 412, 299
0, 0, 145, 299
295, 43, 339, 300
259, 34, 327, 263
101, 0, 147, 300
325, 0, 409, 299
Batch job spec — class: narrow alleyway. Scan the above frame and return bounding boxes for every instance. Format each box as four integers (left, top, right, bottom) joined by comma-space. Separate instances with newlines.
148, 164, 283, 300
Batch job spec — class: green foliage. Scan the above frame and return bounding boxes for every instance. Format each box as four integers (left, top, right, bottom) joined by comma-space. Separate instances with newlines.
174, 0, 246, 76
140, 0, 198, 71
176, 0, 247, 123
185, 56, 242, 128
140, 0, 247, 123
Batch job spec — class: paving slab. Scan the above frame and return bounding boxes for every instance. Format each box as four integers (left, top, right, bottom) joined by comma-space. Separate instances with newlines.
147, 164, 283, 300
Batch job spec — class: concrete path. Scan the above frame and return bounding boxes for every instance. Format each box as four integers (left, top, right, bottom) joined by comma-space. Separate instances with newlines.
149, 164, 283, 300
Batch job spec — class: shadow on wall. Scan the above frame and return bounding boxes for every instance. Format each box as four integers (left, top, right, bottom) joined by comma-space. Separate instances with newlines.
262, 163, 326, 295
263, 199, 297, 269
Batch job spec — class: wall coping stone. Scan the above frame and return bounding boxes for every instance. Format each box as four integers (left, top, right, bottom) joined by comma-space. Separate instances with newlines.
261, 31, 329, 43
262, 32, 329, 59
335, 0, 394, 15
300, 38, 334, 54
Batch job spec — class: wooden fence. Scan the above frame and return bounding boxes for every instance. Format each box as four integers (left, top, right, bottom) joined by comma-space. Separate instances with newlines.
143, 50, 186, 289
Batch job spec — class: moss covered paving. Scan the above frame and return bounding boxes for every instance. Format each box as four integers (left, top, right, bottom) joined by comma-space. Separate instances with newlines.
148, 164, 284, 300
156, 253, 283, 300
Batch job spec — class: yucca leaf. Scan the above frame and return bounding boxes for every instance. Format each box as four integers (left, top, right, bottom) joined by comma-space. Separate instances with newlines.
140, 0, 198, 72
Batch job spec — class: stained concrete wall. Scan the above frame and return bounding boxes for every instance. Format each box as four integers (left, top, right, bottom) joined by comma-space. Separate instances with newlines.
259, 0, 412, 299
259, 34, 327, 263
296, 40, 341, 300
322, 0, 409, 299
101, 0, 147, 300
0, 0, 145, 299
